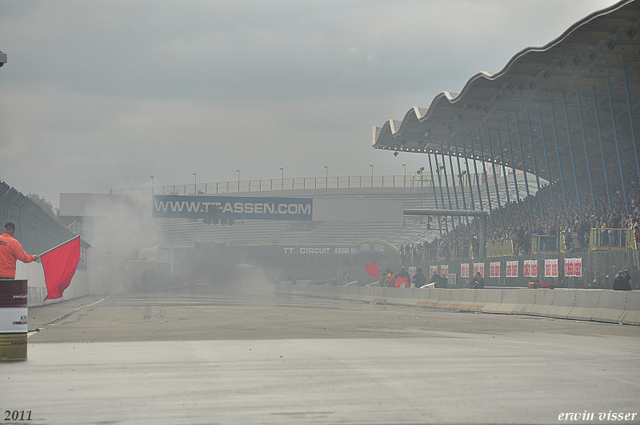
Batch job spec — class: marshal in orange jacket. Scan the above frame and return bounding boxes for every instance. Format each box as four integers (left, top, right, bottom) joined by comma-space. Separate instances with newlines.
0, 232, 37, 279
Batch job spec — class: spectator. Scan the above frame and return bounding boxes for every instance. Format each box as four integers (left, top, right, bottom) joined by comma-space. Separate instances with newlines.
468, 272, 485, 289
395, 267, 410, 288
612, 271, 632, 291
413, 267, 426, 288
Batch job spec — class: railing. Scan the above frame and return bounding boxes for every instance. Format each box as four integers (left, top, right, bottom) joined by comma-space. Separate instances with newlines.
424, 249, 438, 261
486, 240, 514, 257
531, 235, 559, 254
452, 245, 472, 260
111, 172, 488, 196
589, 228, 635, 250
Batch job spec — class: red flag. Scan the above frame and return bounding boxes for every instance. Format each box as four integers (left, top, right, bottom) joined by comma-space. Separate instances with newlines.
41, 236, 81, 300
365, 261, 381, 278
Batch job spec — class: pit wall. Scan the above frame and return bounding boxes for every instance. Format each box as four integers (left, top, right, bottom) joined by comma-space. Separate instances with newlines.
275, 284, 640, 326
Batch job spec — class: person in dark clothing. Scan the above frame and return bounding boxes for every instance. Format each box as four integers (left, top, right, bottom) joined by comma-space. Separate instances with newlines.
612, 271, 632, 291
413, 267, 426, 288
469, 272, 485, 289
438, 274, 448, 289
623, 269, 633, 290
430, 273, 441, 287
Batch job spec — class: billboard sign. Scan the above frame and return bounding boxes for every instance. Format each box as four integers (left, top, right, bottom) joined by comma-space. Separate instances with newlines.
153, 195, 313, 221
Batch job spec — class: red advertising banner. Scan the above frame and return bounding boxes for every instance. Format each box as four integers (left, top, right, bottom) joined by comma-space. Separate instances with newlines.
574, 258, 582, 277
506, 261, 518, 278
524, 260, 538, 278
565, 258, 583, 277
440, 265, 448, 278
460, 263, 469, 278
473, 263, 485, 277
565, 258, 573, 277
490, 262, 500, 278
545, 259, 558, 278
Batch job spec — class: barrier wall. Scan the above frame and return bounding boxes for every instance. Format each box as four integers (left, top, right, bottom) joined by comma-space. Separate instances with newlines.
277, 284, 640, 326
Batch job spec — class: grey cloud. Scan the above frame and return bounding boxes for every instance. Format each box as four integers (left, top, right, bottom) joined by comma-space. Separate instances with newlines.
0, 0, 619, 207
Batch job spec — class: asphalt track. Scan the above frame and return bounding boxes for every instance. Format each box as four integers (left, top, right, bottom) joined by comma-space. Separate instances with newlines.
2, 288, 640, 425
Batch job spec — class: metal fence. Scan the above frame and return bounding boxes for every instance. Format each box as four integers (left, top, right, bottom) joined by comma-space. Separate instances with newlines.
111, 172, 489, 196
0, 181, 78, 255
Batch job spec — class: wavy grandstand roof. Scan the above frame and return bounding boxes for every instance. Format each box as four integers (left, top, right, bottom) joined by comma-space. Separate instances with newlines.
373, 0, 640, 185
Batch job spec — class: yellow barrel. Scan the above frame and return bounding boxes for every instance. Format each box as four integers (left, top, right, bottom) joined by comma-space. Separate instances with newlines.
0, 279, 28, 361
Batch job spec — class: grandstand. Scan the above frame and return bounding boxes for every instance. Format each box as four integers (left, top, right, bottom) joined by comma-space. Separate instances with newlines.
101, 170, 538, 251
368, 0, 640, 289
373, 0, 639, 221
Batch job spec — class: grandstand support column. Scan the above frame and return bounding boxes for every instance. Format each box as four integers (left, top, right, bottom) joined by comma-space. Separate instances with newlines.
433, 152, 449, 234
525, 110, 544, 219
428, 154, 443, 236
576, 89, 598, 216
440, 147, 453, 210
505, 120, 523, 221
461, 141, 476, 211
476, 129, 493, 223
607, 76, 629, 215
550, 101, 570, 216
485, 129, 504, 228
447, 147, 461, 211
440, 147, 454, 232
514, 112, 533, 219
403, 209, 488, 259
479, 212, 486, 259
562, 90, 583, 215
496, 128, 514, 226
454, 143, 469, 225
538, 108, 557, 219
592, 87, 613, 211
623, 67, 640, 191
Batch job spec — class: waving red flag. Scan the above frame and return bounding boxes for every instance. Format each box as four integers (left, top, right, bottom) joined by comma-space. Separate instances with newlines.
40, 236, 81, 300
365, 261, 381, 278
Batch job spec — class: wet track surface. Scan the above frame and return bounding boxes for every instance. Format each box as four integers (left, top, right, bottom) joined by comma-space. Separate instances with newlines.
3, 291, 640, 424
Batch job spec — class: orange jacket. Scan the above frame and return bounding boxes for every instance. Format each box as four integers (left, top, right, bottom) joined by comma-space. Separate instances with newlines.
0, 233, 37, 278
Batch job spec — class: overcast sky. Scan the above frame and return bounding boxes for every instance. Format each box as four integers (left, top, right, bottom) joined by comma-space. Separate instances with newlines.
0, 0, 619, 208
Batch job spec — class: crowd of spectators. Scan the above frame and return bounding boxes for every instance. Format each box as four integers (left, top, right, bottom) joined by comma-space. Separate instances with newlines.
399, 167, 640, 263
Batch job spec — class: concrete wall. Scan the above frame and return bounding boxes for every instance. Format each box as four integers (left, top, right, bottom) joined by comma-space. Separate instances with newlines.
276, 284, 640, 326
